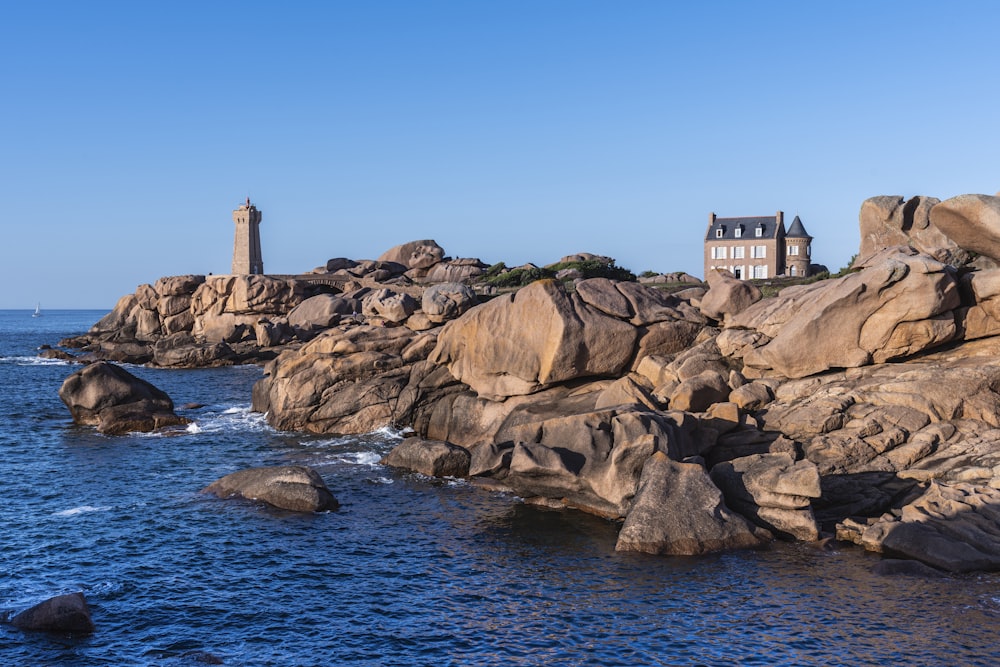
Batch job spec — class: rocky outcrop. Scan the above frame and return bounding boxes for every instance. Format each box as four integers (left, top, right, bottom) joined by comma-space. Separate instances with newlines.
58, 361, 189, 435
857, 195, 970, 266
837, 482, 1000, 573
202, 465, 339, 512
929, 194, 1000, 263
254, 324, 457, 434
615, 453, 770, 555
429, 279, 704, 401
56, 192, 1000, 570
723, 248, 960, 378
9, 592, 95, 634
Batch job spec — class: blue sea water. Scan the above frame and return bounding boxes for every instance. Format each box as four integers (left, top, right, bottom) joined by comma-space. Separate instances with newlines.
1, 309, 998, 666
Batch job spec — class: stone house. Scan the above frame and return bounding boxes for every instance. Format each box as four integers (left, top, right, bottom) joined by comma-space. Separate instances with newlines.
703, 211, 812, 280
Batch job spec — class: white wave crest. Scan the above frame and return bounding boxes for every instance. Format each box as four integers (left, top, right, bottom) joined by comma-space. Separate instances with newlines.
334, 451, 383, 467
54, 505, 112, 517
0, 355, 73, 366
193, 405, 271, 434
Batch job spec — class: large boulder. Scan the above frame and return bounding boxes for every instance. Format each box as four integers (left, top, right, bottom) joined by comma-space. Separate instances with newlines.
422, 259, 486, 283
58, 361, 190, 434
9, 592, 95, 634
202, 465, 339, 512
421, 282, 477, 324
615, 452, 770, 555
725, 249, 960, 378
381, 438, 471, 477
429, 280, 639, 400
377, 240, 446, 270
930, 194, 1000, 263
699, 269, 762, 321
362, 288, 418, 324
287, 294, 358, 332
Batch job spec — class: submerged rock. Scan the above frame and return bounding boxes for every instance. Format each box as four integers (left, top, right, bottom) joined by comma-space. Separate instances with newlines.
10, 592, 95, 634
202, 465, 339, 512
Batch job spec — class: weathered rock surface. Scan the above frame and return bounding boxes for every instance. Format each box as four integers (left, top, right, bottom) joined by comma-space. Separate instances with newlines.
930, 194, 1000, 263
421, 282, 477, 324
725, 249, 960, 378
837, 482, 1000, 573
699, 268, 762, 321
377, 239, 446, 270
615, 452, 770, 555
710, 453, 821, 540
58, 361, 189, 434
10, 592, 95, 634
857, 195, 970, 266
381, 437, 471, 477
202, 465, 339, 512
254, 324, 456, 434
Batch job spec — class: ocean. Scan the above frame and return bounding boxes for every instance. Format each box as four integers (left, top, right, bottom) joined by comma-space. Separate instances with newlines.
1, 309, 998, 666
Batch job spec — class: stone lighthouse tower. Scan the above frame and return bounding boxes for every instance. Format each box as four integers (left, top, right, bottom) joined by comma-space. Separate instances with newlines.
232, 197, 263, 275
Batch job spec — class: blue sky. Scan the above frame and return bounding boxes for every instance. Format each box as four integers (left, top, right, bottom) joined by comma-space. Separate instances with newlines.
2, 1, 998, 309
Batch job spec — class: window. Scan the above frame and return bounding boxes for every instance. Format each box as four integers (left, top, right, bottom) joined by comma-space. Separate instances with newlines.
753, 265, 768, 279
734, 225, 743, 238
751, 245, 767, 259
716, 228, 724, 238
711, 246, 726, 260
732, 246, 745, 259
755, 225, 763, 237
807, 243, 811, 257
788, 245, 799, 256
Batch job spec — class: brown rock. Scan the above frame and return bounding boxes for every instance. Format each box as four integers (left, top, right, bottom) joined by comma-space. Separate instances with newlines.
930, 194, 1000, 262
202, 465, 339, 512
699, 269, 762, 321
421, 282, 477, 324
381, 438, 471, 477
615, 452, 770, 555
377, 240, 446, 270
429, 280, 638, 400
58, 361, 189, 434
729, 249, 960, 378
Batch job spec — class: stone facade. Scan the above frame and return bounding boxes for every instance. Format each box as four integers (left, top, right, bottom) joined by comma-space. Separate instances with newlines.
232, 197, 264, 275
703, 211, 812, 280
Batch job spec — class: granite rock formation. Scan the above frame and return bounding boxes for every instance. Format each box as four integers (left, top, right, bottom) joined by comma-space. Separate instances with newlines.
58, 361, 189, 435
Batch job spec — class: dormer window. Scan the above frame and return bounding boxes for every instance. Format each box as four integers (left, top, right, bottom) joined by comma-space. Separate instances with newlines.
716, 228, 724, 238
734, 225, 743, 238
755, 225, 764, 237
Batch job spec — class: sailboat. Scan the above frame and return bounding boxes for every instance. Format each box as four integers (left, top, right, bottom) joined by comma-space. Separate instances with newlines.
32, 303, 41, 318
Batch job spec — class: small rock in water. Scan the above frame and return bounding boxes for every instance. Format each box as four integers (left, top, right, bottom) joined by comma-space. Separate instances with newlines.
9, 592, 95, 634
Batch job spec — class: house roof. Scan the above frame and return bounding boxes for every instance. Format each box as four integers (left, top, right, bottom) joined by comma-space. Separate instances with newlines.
785, 215, 812, 239
705, 215, 783, 241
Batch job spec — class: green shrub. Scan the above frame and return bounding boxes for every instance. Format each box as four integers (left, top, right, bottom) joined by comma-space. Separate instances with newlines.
483, 266, 555, 288
545, 259, 636, 282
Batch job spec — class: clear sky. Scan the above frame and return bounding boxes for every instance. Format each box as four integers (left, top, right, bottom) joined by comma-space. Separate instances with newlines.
2, 1, 998, 309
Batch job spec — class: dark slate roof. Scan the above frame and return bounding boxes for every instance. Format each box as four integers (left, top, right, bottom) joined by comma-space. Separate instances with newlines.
706, 215, 781, 241
785, 215, 811, 239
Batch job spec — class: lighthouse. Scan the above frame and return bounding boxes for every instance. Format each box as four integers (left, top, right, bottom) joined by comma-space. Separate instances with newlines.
232, 197, 263, 275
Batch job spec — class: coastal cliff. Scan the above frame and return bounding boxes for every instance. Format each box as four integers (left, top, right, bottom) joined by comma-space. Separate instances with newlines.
56, 195, 1000, 572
